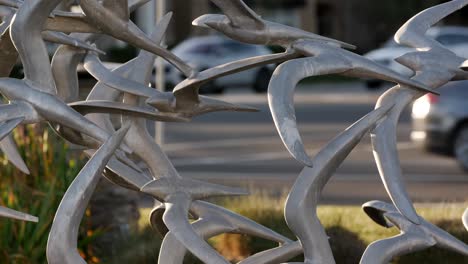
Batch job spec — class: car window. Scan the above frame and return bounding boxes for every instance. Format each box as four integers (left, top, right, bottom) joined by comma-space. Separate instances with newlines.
436, 34, 468, 46
185, 44, 221, 55
222, 41, 257, 53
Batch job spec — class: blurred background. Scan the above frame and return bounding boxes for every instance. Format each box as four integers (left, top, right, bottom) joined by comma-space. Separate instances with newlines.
2, 1, 467, 263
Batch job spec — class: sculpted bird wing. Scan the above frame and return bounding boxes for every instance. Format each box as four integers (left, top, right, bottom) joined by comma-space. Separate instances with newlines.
47, 126, 129, 264
209, 0, 264, 29
360, 231, 434, 264
69, 100, 188, 122
238, 241, 302, 264
293, 41, 437, 95
102, 0, 129, 20
0, 0, 21, 8
284, 106, 392, 263
161, 196, 231, 264
395, 0, 468, 49
41, 31, 104, 54
84, 52, 159, 98
463, 208, 468, 231
0, 206, 37, 222
173, 50, 299, 102
80, 0, 193, 77
0, 117, 23, 142
371, 118, 421, 224
268, 54, 352, 166
0, 135, 29, 174
157, 200, 293, 264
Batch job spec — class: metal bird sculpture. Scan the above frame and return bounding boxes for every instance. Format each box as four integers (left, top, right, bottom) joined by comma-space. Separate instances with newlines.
267, 39, 435, 167
0, 0, 464, 262
44, 0, 150, 34
141, 177, 248, 264
369, 0, 468, 225
284, 104, 392, 264
82, 48, 272, 119
79, 0, 193, 77
0, 206, 37, 222
463, 208, 468, 231
193, 0, 355, 49
154, 201, 300, 264
47, 126, 129, 264
0, 4, 103, 60
193, 0, 436, 167
360, 201, 468, 264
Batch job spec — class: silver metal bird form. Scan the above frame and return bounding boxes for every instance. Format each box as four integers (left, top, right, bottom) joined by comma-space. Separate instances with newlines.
0, 0, 464, 262
141, 177, 249, 264
76, 14, 182, 184
148, 50, 300, 118
267, 39, 435, 167
0, 16, 28, 174
79, 0, 193, 77
237, 241, 303, 264
0, 4, 103, 59
370, 0, 468, 225
10, 0, 70, 93
360, 200, 468, 264
47, 125, 129, 264
83, 48, 270, 119
154, 201, 300, 264
463, 208, 468, 231
0, 205, 37, 222
284, 104, 392, 264
193, 0, 355, 49
44, 0, 150, 34
51, 34, 95, 103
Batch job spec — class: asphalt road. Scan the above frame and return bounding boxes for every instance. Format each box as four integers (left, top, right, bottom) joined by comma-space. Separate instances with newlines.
157, 81, 467, 205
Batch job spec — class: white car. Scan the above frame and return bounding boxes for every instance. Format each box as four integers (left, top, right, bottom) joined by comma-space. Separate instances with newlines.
161, 35, 276, 93
364, 26, 468, 89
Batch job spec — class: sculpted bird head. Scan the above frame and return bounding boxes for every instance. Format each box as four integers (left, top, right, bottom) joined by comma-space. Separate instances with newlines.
192, 14, 230, 31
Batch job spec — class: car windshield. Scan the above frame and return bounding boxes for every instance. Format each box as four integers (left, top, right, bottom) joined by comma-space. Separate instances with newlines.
172, 38, 259, 56
435, 34, 468, 46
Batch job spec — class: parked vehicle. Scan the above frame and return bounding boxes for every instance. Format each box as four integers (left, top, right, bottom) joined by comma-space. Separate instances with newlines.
411, 81, 468, 171
161, 35, 275, 93
365, 26, 468, 89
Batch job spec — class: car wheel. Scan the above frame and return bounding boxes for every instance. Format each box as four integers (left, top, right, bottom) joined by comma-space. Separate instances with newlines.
366, 80, 383, 90
454, 125, 468, 172
253, 67, 272, 93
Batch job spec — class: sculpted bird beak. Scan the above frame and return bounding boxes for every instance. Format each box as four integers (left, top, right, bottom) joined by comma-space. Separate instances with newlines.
460, 60, 468, 71
362, 201, 397, 228
192, 14, 224, 28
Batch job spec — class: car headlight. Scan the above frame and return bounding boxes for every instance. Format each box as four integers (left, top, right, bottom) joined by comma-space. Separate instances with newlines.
412, 94, 437, 119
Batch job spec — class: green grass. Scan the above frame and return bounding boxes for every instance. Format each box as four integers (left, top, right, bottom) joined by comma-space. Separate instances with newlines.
124, 192, 467, 264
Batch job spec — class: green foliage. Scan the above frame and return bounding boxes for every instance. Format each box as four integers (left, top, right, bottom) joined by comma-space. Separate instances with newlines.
0, 125, 98, 263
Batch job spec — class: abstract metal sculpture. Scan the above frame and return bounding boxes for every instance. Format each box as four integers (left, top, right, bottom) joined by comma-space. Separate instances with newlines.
0, 0, 466, 263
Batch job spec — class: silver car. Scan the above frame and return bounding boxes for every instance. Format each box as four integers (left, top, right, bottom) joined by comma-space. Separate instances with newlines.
411, 81, 468, 171
162, 35, 275, 93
